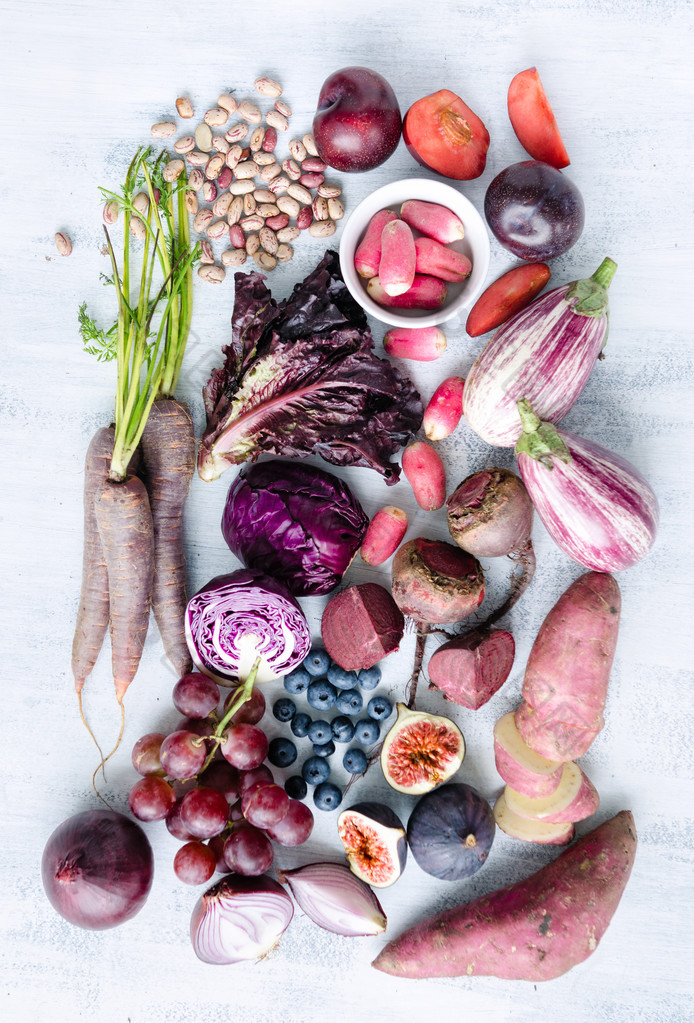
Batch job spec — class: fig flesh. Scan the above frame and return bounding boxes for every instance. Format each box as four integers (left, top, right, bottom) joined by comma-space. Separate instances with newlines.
337, 802, 407, 888
380, 703, 465, 795
407, 783, 495, 881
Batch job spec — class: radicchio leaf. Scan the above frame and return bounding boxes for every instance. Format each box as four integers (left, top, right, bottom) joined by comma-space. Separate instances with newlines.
198, 251, 422, 484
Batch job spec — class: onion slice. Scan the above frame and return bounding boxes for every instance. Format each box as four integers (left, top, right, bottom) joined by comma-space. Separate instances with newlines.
277, 861, 387, 937
190, 874, 293, 964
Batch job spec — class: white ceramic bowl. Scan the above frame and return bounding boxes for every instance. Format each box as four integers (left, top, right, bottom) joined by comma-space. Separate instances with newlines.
339, 177, 490, 330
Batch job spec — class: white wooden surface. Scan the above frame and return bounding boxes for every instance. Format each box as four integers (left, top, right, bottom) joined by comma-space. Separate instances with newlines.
2, 0, 693, 1020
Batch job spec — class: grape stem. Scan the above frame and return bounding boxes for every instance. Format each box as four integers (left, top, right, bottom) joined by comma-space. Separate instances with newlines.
195, 658, 261, 776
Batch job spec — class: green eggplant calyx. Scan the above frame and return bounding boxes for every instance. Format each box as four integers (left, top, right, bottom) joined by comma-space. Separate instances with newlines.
566, 257, 617, 317
515, 399, 572, 469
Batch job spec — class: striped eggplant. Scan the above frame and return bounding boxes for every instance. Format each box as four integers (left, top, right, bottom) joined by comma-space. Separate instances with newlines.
463, 258, 617, 447
514, 400, 658, 572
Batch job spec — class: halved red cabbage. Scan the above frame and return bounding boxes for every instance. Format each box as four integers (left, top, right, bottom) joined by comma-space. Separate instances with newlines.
185, 570, 311, 684
221, 460, 369, 596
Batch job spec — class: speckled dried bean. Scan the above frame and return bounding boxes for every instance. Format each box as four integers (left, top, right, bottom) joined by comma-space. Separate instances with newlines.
227, 196, 244, 224
213, 192, 233, 218
229, 178, 256, 195
259, 226, 278, 254
103, 200, 119, 224
238, 100, 262, 123
240, 215, 264, 232
276, 242, 293, 262
265, 212, 290, 231
296, 206, 313, 230
282, 158, 301, 181
249, 125, 266, 152
217, 166, 233, 190
265, 109, 288, 132
317, 183, 342, 199
199, 240, 215, 264
221, 247, 247, 266
163, 159, 185, 182
275, 99, 292, 118
229, 224, 245, 248
277, 225, 301, 242
302, 157, 328, 173
204, 107, 228, 126
195, 123, 213, 152
253, 250, 277, 270
212, 135, 231, 154
225, 123, 249, 143
256, 203, 280, 218
198, 263, 226, 283
245, 233, 260, 255
254, 152, 276, 167
276, 195, 300, 217
174, 136, 196, 154
328, 197, 345, 221
234, 160, 259, 179
226, 145, 244, 170
206, 154, 225, 180
218, 94, 238, 115
193, 210, 214, 234
207, 220, 229, 241
176, 97, 194, 118
254, 76, 283, 98
202, 181, 217, 203
243, 193, 257, 216
300, 172, 325, 189
151, 121, 176, 138
268, 175, 290, 195
188, 168, 205, 191
288, 139, 306, 163
252, 189, 275, 203
259, 162, 282, 182
309, 219, 336, 237
312, 195, 329, 221
262, 127, 278, 152
184, 190, 199, 215
55, 231, 72, 255
287, 182, 312, 205
130, 216, 146, 240
187, 150, 209, 167
302, 133, 318, 156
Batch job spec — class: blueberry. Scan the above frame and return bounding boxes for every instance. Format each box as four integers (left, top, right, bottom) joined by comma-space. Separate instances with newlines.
367, 695, 393, 721
284, 775, 307, 800
284, 667, 311, 695
327, 664, 359, 690
291, 712, 312, 738
354, 718, 380, 745
312, 739, 335, 758
273, 697, 296, 722
303, 649, 331, 677
307, 719, 332, 745
331, 715, 356, 743
343, 747, 368, 774
306, 679, 337, 711
313, 781, 343, 811
357, 665, 382, 690
267, 737, 297, 768
335, 688, 363, 716
301, 755, 331, 786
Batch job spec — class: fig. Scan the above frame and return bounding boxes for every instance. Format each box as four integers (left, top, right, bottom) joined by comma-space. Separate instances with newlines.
380, 703, 465, 795
407, 782, 495, 881
337, 802, 407, 888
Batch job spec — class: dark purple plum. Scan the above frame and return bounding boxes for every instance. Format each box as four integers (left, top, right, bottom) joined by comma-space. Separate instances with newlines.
337, 802, 407, 888
312, 67, 402, 173
406, 783, 495, 881
484, 160, 584, 261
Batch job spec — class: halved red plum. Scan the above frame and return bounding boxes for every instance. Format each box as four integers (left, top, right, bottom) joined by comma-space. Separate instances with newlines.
507, 68, 570, 169
403, 89, 490, 180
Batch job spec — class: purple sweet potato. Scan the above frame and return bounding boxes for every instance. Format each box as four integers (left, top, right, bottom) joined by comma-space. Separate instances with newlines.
427, 629, 515, 709
372, 810, 637, 980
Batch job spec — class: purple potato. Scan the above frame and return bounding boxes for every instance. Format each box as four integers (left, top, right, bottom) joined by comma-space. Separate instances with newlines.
484, 160, 584, 261
407, 783, 495, 881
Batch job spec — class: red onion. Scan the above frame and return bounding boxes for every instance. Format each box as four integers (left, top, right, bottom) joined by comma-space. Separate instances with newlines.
41, 809, 153, 930
277, 862, 387, 937
515, 401, 658, 572
190, 874, 293, 964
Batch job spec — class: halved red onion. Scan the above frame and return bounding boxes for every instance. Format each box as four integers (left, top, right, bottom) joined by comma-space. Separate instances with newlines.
190, 874, 293, 965
277, 862, 387, 937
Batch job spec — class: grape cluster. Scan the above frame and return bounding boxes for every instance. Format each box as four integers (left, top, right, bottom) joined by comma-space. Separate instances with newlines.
273, 647, 393, 811
128, 671, 314, 885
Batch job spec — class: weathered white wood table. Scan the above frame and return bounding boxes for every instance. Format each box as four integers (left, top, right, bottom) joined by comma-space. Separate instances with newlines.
2, 0, 693, 1020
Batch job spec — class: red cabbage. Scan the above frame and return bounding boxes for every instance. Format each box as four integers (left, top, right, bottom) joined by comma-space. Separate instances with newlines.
198, 251, 423, 485
185, 570, 312, 684
221, 460, 369, 596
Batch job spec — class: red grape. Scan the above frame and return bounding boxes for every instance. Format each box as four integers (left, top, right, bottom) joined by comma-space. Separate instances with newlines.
131, 732, 166, 776
173, 841, 216, 885
159, 730, 207, 779
238, 765, 274, 796
166, 798, 196, 841
223, 686, 266, 725
176, 716, 216, 738
219, 723, 268, 771
265, 798, 314, 847
241, 782, 290, 829
198, 760, 240, 802
180, 787, 229, 839
128, 775, 176, 822
206, 834, 232, 873
172, 672, 220, 719
223, 824, 274, 876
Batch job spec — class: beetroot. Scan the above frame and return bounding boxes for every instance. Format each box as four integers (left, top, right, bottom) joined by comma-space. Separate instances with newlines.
447, 467, 533, 558
321, 582, 405, 670
427, 629, 515, 710
391, 538, 484, 625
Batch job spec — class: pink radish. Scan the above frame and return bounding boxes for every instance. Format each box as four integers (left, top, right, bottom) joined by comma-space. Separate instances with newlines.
354, 208, 398, 278
383, 326, 447, 361
361, 506, 408, 566
367, 274, 447, 310
379, 219, 416, 296
401, 441, 446, 510
400, 199, 465, 244
423, 376, 465, 441
414, 236, 472, 282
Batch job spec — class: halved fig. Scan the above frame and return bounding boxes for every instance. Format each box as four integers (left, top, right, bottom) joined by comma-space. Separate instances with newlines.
337, 802, 407, 888
407, 783, 494, 881
493, 790, 574, 845
380, 703, 465, 795
503, 762, 599, 824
